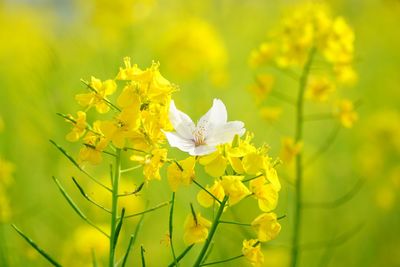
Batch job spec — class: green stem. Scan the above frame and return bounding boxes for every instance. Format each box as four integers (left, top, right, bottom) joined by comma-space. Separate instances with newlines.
109, 148, 121, 267
169, 193, 178, 266
193, 196, 229, 267
193, 180, 222, 204
168, 244, 195, 267
290, 47, 316, 267
200, 254, 244, 266
218, 221, 251, 227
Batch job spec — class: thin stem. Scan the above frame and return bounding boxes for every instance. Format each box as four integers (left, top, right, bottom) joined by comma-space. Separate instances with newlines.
305, 125, 340, 167
303, 113, 333, 122
124, 201, 170, 219
109, 148, 121, 267
167, 245, 195, 267
193, 196, 229, 267
192, 179, 222, 205
141, 246, 146, 267
169, 193, 178, 266
120, 165, 142, 173
80, 79, 121, 112
200, 254, 244, 266
270, 91, 297, 106
50, 140, 112, 192
72, 177, 111, 213
290, 47, 316, 267
302, 178, 364, 209
242, 174, 263, 183
117, 182, 144, 197
218, 221, 251, 227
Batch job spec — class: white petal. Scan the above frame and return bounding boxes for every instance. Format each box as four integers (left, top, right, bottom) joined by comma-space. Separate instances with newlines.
197, 99, 227, 133
169, 100, 195, 139
190, 145, 217, 156
206, 121, 245, 146
164, 131, 195, 153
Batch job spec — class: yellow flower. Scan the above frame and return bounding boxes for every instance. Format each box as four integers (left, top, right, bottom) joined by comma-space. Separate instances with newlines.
183, 212, 211, 245
242, 239, 264, 267
158, 18, 228, 87
220, 176, 250, 205
249, 42, 276, 68
197, 180, 225, 207
251, 213, 281, 242
323, 17, 354, 65
78, 121, 109, 165
225, 133, 257, 174
248, 74, 274, 104
66, 111, 87, 142
0, 189, 11, 222
100, 106, 140, 149
117, 84, 141, 109
199, 149, 227, 177
75, 76, 116, 114
334, 64, 357, 86
167, 157, 196, 192
335, 99, 358, 128
280, 137, 302, 164
0, 157, 15, 187
306, 76, 335, 102
250, 176, 279, 212
242, 152, 265, 175
259, 107, 282, 123
143, 148, 167, 181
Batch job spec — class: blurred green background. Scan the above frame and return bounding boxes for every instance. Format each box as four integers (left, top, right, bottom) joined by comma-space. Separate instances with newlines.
1, 0, 400, 266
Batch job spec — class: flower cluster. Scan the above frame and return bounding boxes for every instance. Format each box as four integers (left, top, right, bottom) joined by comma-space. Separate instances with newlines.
65, 57, 177, 181
165, 100, 282, 266
249, 2, 358, 129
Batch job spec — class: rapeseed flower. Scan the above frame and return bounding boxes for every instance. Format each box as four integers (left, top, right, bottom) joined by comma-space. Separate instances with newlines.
242, 239, 264, 267
183, 212, 211, 245
251, 213, 281, 242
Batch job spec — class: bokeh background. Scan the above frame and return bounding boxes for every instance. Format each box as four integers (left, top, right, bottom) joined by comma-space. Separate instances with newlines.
1, 0, 400, 266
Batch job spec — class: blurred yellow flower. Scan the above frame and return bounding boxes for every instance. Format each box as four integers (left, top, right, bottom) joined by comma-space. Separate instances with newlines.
306, 76, 335, 102
158, 18, 228, 86
242, 239, 264, 267
66, 111, 87, 142
75, 76, 116, 114
259, 107, 283, 123
62, 224, 109, 266
167, 157, 196, 192
0, 157, 15, 187
280, 137, 303, 164
249, 42, 276, 68
197, 180, 225, 207
0, 189, 11, 222
334, 99, 358, 128
251, 213, 281, 242
183, 212, 211, 245
248, 74, 275, 104
220, 175, 250, 205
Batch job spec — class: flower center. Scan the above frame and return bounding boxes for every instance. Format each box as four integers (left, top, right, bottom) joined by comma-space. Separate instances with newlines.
193, 127, 206, 147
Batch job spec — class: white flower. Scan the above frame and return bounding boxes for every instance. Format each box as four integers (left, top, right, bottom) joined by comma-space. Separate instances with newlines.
164, 99, 245, 156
